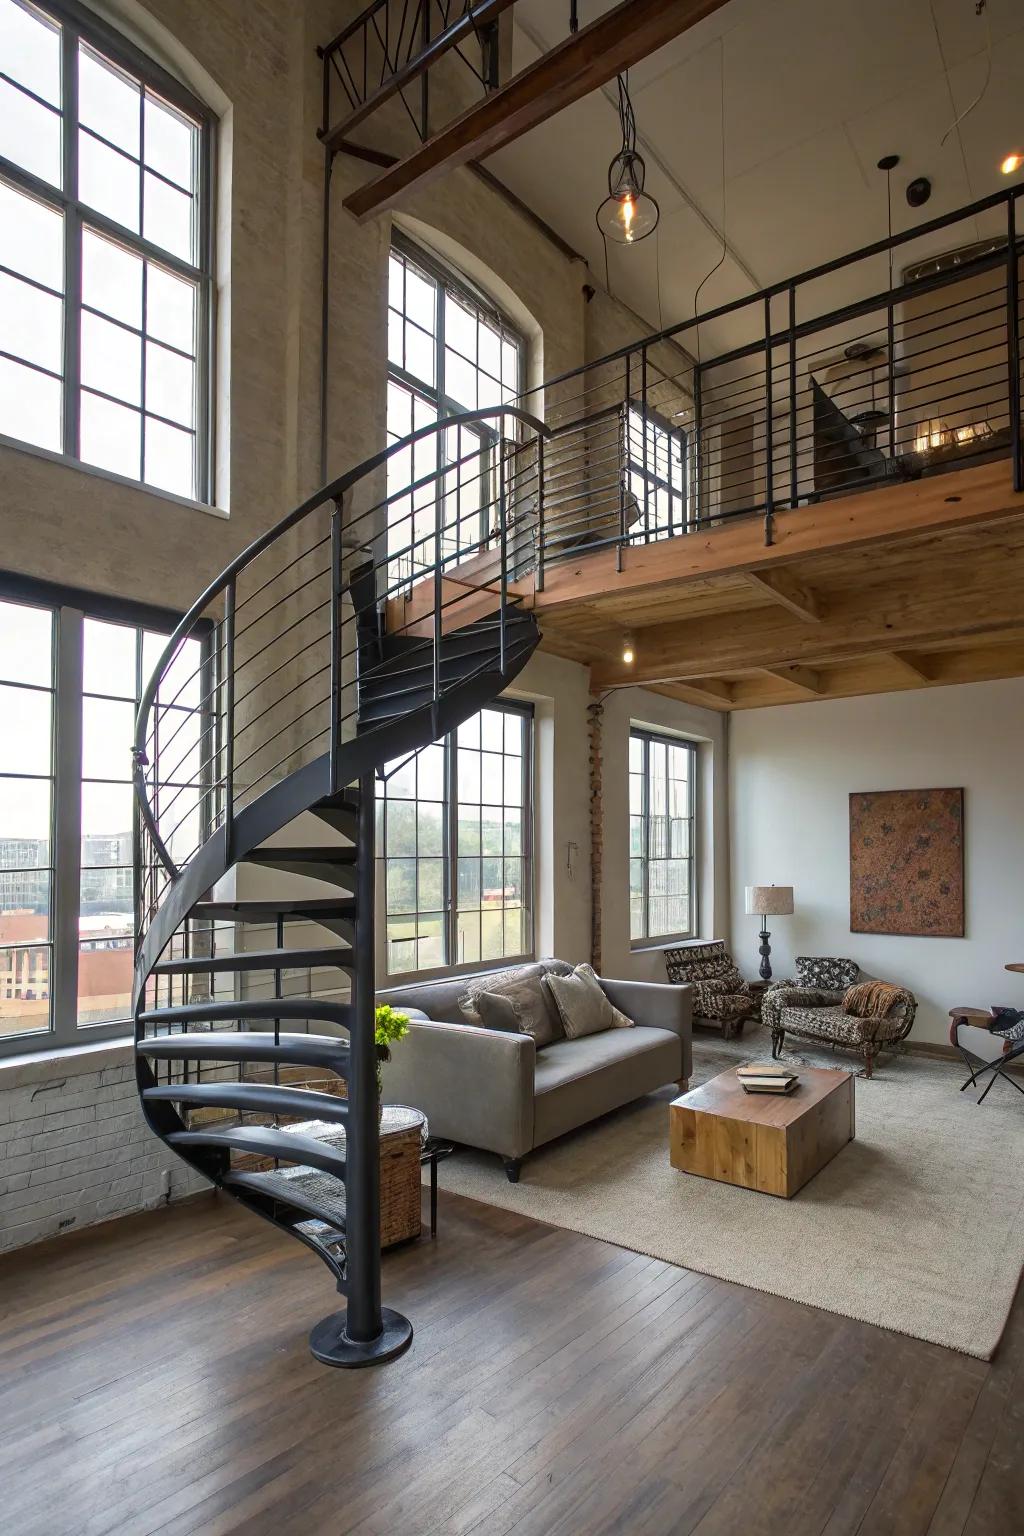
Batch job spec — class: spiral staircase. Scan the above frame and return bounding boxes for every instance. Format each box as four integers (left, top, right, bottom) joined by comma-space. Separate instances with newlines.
132, 407, 545, 1366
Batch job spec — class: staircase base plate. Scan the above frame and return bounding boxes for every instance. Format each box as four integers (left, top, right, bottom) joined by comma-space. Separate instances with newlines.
309, 1306, 413, 1368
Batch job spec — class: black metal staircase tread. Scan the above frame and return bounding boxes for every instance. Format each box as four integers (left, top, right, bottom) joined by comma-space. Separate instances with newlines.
167, 1125, 347, 1178
223, 1168, 347, 1231
191, 898, 356, 921
143, 1082, 350, 1123
360, 632, 536, 703
153, 946, 354, 976
137, 1031, 349, 1070
138, 998, 352, 1028
243, 847, 358, 866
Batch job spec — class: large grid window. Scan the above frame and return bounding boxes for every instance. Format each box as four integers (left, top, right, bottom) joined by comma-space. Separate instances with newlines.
0, 586, 203, 1053
377, 703, 532, 978
629, 729, 696, 944
628, 405, 687, 540
0, 0, 212, 500
386, 236, 523, 585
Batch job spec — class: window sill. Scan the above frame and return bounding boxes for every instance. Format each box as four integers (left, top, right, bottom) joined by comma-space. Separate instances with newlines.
0, 1034, 133, 1088
0, 432, 227, 520
630, 936, 704, 954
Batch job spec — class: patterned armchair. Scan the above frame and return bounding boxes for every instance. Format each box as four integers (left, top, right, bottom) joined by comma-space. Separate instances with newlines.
762, 956, 917, 1078
663, 940, 753, 1040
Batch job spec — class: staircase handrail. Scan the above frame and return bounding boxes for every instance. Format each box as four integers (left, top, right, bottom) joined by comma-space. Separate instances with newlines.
133, 402, 549, 881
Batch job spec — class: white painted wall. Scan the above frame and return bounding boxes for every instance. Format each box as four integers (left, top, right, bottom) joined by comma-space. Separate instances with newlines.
729, 678, 1024, 1046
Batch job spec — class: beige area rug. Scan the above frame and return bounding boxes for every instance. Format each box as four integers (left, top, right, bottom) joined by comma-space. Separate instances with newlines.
433, 1035, 1024, 1359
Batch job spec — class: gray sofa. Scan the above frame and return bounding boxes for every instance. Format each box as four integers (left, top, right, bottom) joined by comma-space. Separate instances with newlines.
377, 961, 693, 1180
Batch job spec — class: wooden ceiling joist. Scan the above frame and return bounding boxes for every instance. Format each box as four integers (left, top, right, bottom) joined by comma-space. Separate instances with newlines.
760, 665, 823, 697
342, 0, 732, 220
590, 549, 1024, 687
887, 651, 936, 684
743, 568, 822, 622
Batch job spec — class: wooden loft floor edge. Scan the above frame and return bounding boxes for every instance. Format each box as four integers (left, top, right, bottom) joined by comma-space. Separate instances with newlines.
533, 460, 1024, 612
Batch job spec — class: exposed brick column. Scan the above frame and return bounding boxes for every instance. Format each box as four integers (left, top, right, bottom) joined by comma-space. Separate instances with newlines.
587, 696, 605, 973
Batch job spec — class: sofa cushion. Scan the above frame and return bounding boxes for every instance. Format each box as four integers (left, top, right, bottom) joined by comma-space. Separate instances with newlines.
533, 1026, 681, 1147
544, 963, 633, 1039
457, 959, 569, 1031
476, 972, 563, 1047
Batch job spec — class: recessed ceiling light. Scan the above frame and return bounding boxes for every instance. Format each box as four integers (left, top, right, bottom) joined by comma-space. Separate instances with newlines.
1000, 152, 1023, 176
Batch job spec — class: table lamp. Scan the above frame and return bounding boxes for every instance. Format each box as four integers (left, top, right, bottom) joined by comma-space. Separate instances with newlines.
744, 885, 794, 981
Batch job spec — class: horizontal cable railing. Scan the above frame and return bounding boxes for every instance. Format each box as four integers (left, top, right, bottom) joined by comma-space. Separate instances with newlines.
133, 404, 547, 942
516, 186, 1023, 574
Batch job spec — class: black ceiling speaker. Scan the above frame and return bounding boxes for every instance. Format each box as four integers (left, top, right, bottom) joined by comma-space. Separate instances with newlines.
907, 176, 932, 208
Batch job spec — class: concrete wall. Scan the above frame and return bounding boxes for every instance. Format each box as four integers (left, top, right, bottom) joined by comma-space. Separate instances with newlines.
729, 679, 1024, 1047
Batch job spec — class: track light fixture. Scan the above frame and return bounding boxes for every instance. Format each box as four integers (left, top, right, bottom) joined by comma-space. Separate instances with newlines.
596, 74, 659, 246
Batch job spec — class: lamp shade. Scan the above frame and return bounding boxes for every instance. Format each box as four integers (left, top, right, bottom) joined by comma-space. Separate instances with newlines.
745, 885, 794, 917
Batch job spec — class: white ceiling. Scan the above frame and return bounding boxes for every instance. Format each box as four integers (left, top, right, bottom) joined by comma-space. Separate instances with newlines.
489, 0, 1024, 356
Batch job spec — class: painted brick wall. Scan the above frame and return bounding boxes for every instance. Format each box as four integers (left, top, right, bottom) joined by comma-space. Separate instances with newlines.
0, 1045, 209, 1254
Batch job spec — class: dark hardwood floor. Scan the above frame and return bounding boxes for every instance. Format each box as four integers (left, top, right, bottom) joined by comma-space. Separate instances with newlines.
0, 1188, 1021, 1536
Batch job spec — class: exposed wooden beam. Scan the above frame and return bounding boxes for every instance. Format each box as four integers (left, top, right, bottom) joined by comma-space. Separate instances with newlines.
342, 0, 732, 220
590, 543, 1024, 686
744, 568, 822, 622
760, 665, 822, 697
533, 461, 1024, 613
647, 679, 735, 711
727, 640, 1024, 709
886, 651, 936, 684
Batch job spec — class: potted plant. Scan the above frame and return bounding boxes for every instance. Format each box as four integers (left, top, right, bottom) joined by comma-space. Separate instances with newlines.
374, 1004, 409, 1113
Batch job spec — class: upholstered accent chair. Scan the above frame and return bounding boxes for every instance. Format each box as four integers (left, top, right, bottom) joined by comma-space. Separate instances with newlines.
663, 940, 753, 1039
762, 956, 917, 1078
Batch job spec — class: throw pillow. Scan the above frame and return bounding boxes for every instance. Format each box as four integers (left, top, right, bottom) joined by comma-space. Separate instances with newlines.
476, 974, 563, 1048
796, 956, 860, 991
544, 963, 634, 1039
472, 991, 520, 1033
458, 961, 548, 1027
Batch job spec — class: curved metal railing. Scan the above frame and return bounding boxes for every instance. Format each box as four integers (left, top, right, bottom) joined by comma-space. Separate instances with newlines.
132, 403, 548, 959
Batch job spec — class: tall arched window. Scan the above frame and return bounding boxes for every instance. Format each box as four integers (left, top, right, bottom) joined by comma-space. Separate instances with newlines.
385, 233, 523, 584
0, 0, 213, 500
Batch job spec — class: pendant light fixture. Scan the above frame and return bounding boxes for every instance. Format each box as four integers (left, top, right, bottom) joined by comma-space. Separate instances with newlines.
596, 73, 659, 246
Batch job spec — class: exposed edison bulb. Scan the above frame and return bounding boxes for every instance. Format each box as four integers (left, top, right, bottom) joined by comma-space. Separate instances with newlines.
619, 193, 636, 242
1001, 152, 1023, 176
622, 635, 636, 665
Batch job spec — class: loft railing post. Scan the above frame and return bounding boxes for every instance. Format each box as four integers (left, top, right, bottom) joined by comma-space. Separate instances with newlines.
693, 362, 703, 528
433, 487, 442, 713
763, 295, 774, 545
788, 282, 798, 509
887, 296, 896, 467
641, 345, 650, 540
329, 499, 342, 794
223, 580, 235, 861
1008, 194, 1022, 492
498, 435, 509, 674
619, 354, 630, 569
536, 432, 545, 591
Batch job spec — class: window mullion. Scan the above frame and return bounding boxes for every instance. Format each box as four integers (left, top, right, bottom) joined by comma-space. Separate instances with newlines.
445, 729, 456, 968
61, 21, 81, 461
51, 606, 83, 1047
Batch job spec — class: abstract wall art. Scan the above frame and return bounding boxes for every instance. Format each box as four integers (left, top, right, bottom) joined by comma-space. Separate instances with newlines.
849, 788, 964, 937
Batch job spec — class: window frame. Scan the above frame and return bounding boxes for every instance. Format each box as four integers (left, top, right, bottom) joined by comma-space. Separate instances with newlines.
627, 399, 689, 541
0, 570, 210, 1058
0, 0, 215, 501
377, 699, 535, 984
385, 232, 525, 584
629, 726, 698, 948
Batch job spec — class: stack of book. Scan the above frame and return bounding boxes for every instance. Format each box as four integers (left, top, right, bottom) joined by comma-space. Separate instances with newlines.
736, 1063, 799, 1095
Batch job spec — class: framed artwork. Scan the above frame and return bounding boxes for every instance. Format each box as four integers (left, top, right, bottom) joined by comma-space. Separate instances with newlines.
849, 788, 964, 937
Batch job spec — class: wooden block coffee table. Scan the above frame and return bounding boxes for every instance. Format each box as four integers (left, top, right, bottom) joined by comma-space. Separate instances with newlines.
669, 1066, 855, 1198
